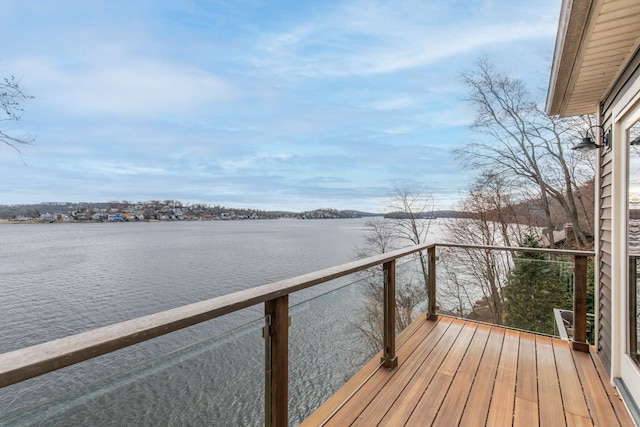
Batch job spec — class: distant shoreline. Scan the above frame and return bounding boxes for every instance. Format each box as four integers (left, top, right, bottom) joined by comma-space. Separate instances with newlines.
0, 202, 463, 223
0, 202, 381, 223
0, 216, 373, 225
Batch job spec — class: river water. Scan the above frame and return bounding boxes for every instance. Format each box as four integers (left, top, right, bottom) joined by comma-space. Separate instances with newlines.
0, 219, 409, 426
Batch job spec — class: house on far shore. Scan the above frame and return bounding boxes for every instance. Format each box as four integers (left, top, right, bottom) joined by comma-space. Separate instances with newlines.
546, 0, 640, 419
39, 213, 54, 222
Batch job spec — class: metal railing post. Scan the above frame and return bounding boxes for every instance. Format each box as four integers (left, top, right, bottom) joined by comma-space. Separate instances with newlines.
264, 295, 289, 427
381, 260, 398, 368
572, 255, 589, 352
427, 246, 438, 320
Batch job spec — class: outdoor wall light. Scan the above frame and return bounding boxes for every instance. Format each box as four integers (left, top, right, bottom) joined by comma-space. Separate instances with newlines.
572, 125, 611, 151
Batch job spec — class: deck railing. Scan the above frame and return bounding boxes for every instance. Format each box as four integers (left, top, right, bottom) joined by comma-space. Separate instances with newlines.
0, 243, 593, 426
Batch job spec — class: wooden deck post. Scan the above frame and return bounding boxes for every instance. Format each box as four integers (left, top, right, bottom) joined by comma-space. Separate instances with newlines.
264, 295, 289, 427
427, 246, 438, 320
381, 260, 398, 368
572, 255, 589, 352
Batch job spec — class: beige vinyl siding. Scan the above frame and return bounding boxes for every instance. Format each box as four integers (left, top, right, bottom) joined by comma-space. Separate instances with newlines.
598, 53, 640, 373
599, 147, 613, 371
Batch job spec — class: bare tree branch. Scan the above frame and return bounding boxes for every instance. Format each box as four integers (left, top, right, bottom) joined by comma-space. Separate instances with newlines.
349, 185, 435, 358
457, 58, 595, 248
1, 75, 35, 155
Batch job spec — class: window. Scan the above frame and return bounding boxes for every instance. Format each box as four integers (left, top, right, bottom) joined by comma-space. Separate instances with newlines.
628, 120, 640, 362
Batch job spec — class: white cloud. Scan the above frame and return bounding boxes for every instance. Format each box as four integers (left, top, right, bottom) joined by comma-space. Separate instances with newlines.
415, 105, 476, 130
9, 54, 236, 118
218, 153, 294, 172
251, 1, 558, 78
379, 126, 413, 135
59, 160, 168, 176
366, 96, 416, 111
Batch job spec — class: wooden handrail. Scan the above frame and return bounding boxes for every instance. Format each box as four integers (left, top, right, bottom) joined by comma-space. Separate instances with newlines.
0, 241, 596, 427
435, 242, 593, 257
0, 242, 434, 389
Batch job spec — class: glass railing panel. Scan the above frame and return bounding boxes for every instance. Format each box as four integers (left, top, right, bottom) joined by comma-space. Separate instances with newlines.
435, 245, 513, 324
503, 256, 574, 336
0, 316, 266, 427
436, 246, 579, 337
288, 271, 383, 426
395, 255, 428, 334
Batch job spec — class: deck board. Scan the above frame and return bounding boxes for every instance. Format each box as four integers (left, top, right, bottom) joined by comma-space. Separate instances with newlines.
537, 335, 567, 427
303, 316, 634, 427
516, 333, 537, 403
372, 320, 464, 426
486, 328, 519, 426
328, 317, 455, 426
589, 346, 633, 425
514, 397, 539, 427
553, 339, 591, 421
571, 349, 621, 427
457, 326, 504, 427
513, 332, 539, 427
431, 323, 491, 427
312, 315, 445, 427
404, 323, 478, 425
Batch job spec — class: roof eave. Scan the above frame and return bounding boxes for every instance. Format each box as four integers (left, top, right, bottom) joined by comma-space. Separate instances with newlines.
546, 0, 596, 117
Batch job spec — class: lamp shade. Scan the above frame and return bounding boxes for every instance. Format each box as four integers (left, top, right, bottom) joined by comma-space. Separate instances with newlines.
572, 136, 598, 151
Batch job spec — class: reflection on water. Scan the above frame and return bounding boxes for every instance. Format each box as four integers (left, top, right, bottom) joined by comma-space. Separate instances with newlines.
0, 219, 374, 425
2, 268, 378, 426
3, 319, 266, 426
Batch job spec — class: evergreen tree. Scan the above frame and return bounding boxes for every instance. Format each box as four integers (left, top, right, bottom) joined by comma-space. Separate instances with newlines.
503, 233, 572, 335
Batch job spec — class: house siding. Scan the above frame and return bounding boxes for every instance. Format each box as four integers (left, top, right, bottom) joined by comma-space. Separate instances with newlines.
599, 48, 640, 373
599, 147, 614, 371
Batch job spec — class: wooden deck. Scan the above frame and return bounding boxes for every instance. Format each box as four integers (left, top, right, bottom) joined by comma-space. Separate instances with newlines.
302, 316, 634, 427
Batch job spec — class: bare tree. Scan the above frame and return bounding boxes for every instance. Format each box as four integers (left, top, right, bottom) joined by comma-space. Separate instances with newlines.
353, 217, 398, 259
385, 184, 436, 288
458, 58, 594, 248
350, 186, 434, 357
386, 184, 435, 245
439, 172, 527, 324
1, 75, 35, 154
349, 264, 427, 357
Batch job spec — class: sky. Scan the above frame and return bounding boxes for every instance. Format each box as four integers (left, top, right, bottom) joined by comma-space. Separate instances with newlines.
0, 0, 561, 213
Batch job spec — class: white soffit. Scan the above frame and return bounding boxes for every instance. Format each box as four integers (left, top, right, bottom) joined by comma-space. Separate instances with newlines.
546, 0, 640, 117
